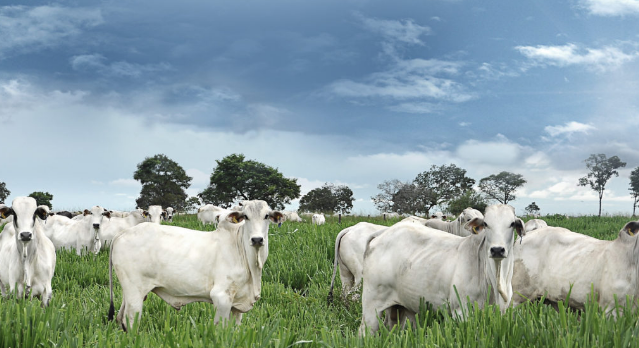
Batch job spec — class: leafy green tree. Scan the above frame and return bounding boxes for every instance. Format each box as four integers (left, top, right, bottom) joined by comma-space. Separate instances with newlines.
391, 183, 430, 215
184, 196, 202, 214
629, 167, 639, 216
28, 191, 53, 209
446, 190, 488, 217
578, 154, 626, 217
134, 154, 192, 210
413, 164, 476, 215
198, 154, 301, 210
371, 179, 409, 213
299, 183, 355, 214
478, 171, 526, 205
0, 182, 9, 204
525, 202, 541, 216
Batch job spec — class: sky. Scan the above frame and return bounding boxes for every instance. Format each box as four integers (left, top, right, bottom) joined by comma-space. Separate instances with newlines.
1, 0, 638, 216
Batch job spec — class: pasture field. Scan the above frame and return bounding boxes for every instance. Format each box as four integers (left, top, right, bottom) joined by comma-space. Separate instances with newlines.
1, 214, 639, 347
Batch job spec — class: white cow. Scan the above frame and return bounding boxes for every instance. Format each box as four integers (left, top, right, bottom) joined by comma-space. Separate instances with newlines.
98, 211, 148, 249
423, 207, 485, 237
382, 212, 400, 220
359, 204, 524, 335
399, 216, 429, 225
512, 221, 639, 314
524, 219, 548, 232
282, 211, 303, 222
42, 206, 107, 255
430, 212, 447, 220
197, 204, 231, 226
0, 197, 56, 306
328, 222, 388, 303
164, 207, 175, 222
147, 205, 163, 224
312, 214, 326, 226
108, 200, 283, 330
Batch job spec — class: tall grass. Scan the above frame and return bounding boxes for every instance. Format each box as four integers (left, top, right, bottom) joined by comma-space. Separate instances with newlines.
1, 215, 638, 347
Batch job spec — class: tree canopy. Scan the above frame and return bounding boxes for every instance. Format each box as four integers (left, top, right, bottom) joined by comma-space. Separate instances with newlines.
413, 164, 476, 214
446, 190, 488, 217
525, 202, 541, 216
629, 167, 639, 216
298, 183, 354, 214
133, 154, 192, 210
478, 171, 526, 204
578, 153, 626, 217
0, 182, 9, 204
28, 191, 53, 209
198, 154, 301, 210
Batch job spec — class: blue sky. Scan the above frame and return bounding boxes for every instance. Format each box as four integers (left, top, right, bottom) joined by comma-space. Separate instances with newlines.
1, 0, 638, 216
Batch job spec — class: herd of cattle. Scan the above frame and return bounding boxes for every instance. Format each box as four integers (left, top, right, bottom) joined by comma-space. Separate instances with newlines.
1, 196, 638, 336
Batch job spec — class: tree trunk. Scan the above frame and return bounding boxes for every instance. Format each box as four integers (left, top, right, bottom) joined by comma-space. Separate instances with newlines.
598, 192, 603, 217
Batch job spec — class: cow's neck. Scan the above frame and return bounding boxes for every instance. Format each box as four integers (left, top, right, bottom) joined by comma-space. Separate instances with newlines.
236, 231, 267, 303
475, 235, 514, 310
15, 230, 41, 288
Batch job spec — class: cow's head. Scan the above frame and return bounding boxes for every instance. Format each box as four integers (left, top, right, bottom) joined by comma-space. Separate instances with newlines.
166, 207, 174, 221
430, 212, 447, 220
89, 205, 109, 231
460, 207, 485, 234
147, 205, 163, 224
0, 197, 48, 244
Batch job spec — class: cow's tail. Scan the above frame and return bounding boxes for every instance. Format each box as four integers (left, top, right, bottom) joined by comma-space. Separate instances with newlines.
328, 227, 350, 305
108, 240, 115, 321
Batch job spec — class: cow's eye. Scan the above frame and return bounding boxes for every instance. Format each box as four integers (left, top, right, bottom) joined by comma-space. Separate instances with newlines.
509, 222, 515, 228
264, 214, 269, 220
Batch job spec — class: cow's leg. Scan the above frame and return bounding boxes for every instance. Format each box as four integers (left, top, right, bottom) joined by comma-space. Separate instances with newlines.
339, 264, 354, 301
210, 287, 232, 325
230, 308, 243, 325
359, 304, 383, 336
0, 281, 6, 297
119, 284, 147, 331
116, 298, 127, 330
399, 308, 416, 330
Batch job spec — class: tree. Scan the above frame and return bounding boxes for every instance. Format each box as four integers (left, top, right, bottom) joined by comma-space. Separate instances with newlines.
134, 154, 192, 210
184, 196, 202, 214
391, 183, 430, 215
413, 164, 476, 215
198, 154, 301, 210
28, 191, 53, 209
372, 179, 412, 213
578, 153, 626, 217
629, 167, 639, 216
478, 171, 526, 204
299, 183, 355, 214
446, 190, 488, 217
525, 202, 541, 216
0, 182, 9, 204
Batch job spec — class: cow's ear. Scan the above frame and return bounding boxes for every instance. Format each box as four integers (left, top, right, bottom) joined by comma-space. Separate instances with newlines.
103, 211, 111, 219
142, 210, 149, 218
514, 218, 525, 238
35, 207, 49, 221
467, 217, 485, 234
48, 212, 55, 216
83, 209, 91, 216
269, 211, 284, 224
227, 211, 245, 224
0, 206, 14, 220
442, 215, 447, 220
623, 221, 639, 237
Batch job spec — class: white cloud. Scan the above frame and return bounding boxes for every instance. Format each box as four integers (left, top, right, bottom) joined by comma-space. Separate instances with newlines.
356, 13, 432, 45
515, 43, 638, 72
387, 102, 439, 114
70, 54, 171, 78
455, 138, 523, 166
109, 179, 140, 188
579, 0, 639, 16
186, 168, 210, 186
0, 5, 103, 59
544, 121, 596, 137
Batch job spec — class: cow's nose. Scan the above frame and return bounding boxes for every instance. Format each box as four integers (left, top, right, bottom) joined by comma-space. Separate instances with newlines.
19, 232, 32, 241
490, 246, 506, 258
251, 237, 264, 246
93, 223, 100, 229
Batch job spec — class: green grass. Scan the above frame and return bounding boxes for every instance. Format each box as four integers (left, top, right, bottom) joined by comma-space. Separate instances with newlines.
1, 215, 638, 347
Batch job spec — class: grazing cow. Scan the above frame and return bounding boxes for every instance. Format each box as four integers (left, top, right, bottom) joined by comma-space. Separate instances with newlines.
147, 205, 163, 224
382, 212, 400, 220
312, 214, 326, 225
359, 204, 524, 335
512, 221, 639, 314
0, 197, 56, 306
108, 200, 283, 330
328, 222, 388, 303
164, 207, 174, 222
423, 207, 485, 237
197, 205, 231, 226
282, 211, 303, 222
524, 219, 548, 232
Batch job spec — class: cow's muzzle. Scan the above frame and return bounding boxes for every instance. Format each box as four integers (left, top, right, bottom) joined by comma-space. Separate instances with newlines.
19, 232, 33, 241
250, 237, 264, 246
93, 223, 100, 230
490, 246, 506, 259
